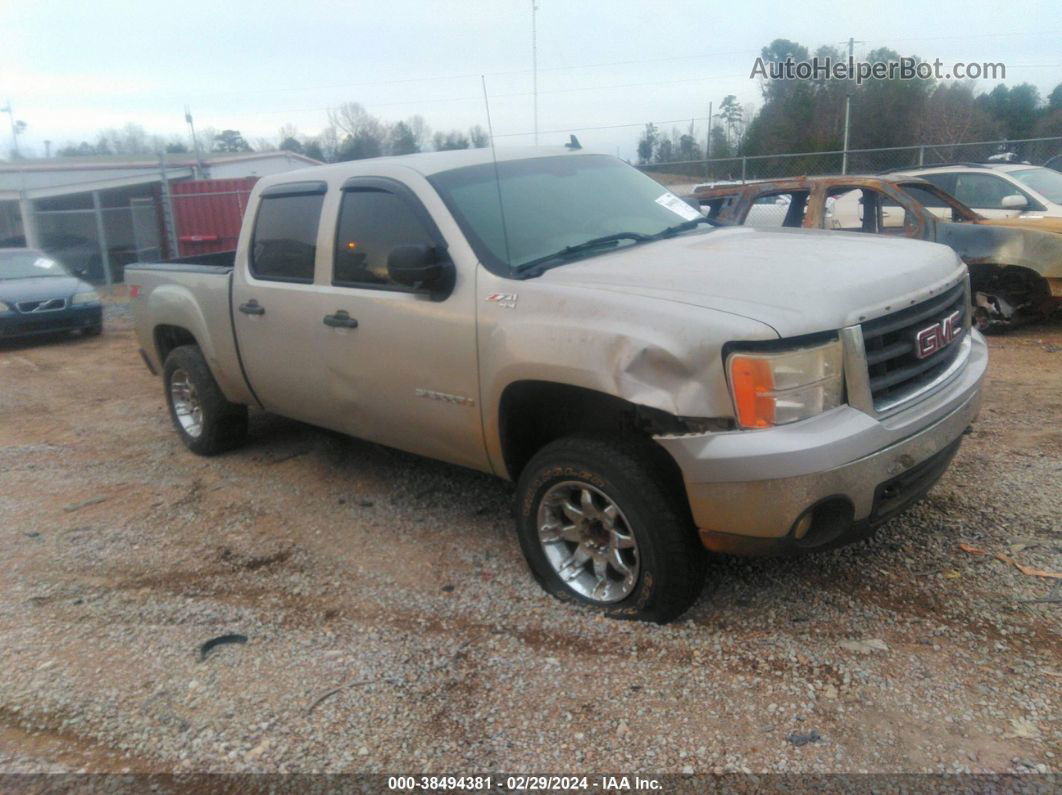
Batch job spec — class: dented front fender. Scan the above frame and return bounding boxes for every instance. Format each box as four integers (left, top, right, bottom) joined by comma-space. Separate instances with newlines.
476, 271, 777, 476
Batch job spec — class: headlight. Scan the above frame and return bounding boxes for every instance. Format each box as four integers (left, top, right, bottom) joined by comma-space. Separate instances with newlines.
727, 339, 843, 428
71, 291, 100, 306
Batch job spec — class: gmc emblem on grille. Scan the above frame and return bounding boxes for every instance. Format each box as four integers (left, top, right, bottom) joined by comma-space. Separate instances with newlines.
914, 310, 963, 359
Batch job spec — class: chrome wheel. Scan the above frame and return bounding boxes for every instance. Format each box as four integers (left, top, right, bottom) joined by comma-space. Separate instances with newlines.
170, 368, 204, 438
537, 481, 640, 603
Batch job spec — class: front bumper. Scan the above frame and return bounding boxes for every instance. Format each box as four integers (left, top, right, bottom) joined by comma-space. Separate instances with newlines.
0, 305, 102, 339
656, 330, 987, 555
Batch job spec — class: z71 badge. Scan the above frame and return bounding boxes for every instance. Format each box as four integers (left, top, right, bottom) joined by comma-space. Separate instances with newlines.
485, 292, 518, 309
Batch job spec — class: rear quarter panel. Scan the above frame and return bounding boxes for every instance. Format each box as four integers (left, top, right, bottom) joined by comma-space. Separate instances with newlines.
127, 265, 257, 406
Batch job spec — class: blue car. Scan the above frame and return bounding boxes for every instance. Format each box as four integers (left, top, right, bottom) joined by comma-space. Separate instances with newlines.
0, 248, 103, 340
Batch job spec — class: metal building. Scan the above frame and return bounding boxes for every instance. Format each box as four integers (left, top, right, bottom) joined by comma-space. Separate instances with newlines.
0, 151, 319, 285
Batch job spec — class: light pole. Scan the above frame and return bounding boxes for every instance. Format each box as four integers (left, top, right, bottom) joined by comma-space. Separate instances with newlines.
185, 105, 205, 179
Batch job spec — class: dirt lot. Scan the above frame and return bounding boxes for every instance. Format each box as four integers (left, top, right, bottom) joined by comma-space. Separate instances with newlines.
0, 304, 1059, 776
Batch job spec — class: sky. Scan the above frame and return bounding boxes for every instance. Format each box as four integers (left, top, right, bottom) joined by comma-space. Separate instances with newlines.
3, 0, 1061, 161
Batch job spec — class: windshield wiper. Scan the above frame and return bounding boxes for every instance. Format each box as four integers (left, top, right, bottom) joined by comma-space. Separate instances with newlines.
651, 215, 726, 239
515, 232, 652, 277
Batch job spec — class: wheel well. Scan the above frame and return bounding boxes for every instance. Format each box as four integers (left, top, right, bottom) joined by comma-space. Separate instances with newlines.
968, 263, 1050, 297
154, 325, 198, 365
498, 380, 716, 483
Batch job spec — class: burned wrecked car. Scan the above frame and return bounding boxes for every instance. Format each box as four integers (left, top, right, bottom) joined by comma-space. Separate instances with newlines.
690, 175, 1062, 330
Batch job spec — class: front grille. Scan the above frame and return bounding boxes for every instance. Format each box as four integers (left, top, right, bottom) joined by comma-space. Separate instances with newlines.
16, 298, 67, 313
861, 281, 966, 410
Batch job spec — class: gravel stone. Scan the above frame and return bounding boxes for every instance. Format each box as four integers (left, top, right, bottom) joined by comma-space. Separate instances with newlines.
0, 307, 1058, 774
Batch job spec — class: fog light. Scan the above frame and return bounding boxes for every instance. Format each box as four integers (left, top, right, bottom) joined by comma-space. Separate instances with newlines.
792, 513, 813, 540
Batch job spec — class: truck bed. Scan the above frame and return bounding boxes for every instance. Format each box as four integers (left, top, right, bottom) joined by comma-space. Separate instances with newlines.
126, 253, 256, 407
167, 250, 237, 268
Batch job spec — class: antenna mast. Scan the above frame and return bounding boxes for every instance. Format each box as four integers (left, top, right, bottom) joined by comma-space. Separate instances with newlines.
481, 76, 512, 268
532, 1, 539, 145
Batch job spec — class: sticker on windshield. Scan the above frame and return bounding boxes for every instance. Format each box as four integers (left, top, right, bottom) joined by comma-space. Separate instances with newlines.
33, 257, 58, 270
655, 192, 701, 221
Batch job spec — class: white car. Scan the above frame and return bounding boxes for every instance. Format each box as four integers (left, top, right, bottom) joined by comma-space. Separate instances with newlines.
899, 164, 1062, 219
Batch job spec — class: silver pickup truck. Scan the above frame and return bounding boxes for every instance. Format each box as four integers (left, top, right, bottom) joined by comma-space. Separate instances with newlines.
128, 147, 987, 623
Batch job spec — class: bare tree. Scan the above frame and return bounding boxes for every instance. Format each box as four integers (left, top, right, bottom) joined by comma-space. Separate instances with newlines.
915, 81, 1001, 157
468, 125, 489, 148
407, 115, 431, 151
317, 126, 339, 162
329, 103, 384, 144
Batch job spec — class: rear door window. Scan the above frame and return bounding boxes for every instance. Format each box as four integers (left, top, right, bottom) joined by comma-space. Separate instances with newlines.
920, 173, 957, 196
250, 192, 325, 283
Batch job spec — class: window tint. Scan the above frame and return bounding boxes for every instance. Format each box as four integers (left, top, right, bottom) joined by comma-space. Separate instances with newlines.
900, 184, 969, 222
333, 190, 436, 287
250, 193, 324, 282
899, 184, 947, 208
920, 173, 957, 195
951, 173, 1018, 210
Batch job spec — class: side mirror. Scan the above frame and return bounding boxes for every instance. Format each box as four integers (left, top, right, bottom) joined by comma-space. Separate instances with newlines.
387, 244, 454, 297
1001, 194, 1028, 210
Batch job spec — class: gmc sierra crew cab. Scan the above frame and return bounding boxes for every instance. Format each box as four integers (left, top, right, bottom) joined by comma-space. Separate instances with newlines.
128, 147, 987, 623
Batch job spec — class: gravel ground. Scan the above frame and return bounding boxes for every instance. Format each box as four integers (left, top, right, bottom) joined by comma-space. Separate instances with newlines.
0, 304, 1058, 776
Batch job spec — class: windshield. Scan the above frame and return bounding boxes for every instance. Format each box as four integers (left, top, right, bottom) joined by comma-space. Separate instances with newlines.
428, 154, 705, 274
0, 250, 72, 280
1009, 168, 1062, 204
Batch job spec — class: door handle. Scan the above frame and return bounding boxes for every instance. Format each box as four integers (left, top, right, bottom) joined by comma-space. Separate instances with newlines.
238, 300, 265, 316
323, 310, 358, 329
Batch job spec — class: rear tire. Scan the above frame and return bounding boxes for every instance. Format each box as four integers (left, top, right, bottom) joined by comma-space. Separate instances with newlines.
163, 345, 247, 455
514, 434, 707, 623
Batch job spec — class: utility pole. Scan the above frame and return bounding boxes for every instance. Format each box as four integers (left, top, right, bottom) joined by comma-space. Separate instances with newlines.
705, 101, 713, 179
531, 1, 539, 145
841, 37, 863, 175
1, 100, 25, 158
185, 105, 205, 179
706, 101, 713, 158
158, 152, 179, 259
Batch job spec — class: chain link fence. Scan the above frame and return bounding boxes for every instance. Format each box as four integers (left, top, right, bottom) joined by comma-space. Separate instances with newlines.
638, 135, 1062, 192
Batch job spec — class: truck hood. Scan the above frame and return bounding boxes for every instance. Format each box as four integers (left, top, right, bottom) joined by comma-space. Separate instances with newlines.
538, 226, 966, 338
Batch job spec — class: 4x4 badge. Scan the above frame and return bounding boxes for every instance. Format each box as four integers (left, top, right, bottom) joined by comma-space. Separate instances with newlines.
485, 292, 518, 309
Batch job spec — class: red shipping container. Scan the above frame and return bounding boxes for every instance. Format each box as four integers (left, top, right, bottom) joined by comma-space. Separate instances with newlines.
171, 178, 258, 257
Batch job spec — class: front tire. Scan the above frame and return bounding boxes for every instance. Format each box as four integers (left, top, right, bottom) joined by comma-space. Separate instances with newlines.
163, 345, 248, 455
514, 435, 707, 623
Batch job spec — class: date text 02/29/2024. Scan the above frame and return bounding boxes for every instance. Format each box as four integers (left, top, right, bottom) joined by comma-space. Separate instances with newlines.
387, 775, 663, 791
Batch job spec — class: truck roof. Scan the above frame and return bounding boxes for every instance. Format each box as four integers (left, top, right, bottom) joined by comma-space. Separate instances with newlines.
254, 145, 592, 188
